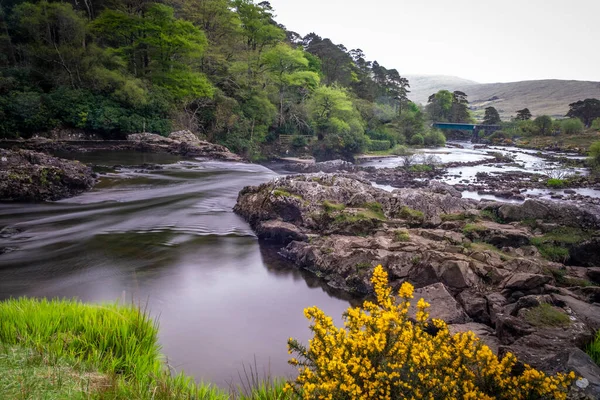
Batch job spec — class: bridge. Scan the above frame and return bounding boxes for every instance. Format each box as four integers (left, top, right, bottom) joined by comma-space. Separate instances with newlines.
432, 122, 502, 142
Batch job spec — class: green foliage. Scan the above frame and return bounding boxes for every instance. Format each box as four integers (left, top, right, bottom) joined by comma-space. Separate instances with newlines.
566, 98, 600, 127
394, 229, 410, 242
482, 106, 501, 125
515, 108, 532, 121
587, 330, 600, 366
410, 133, 424, 146
523, 303, 570, 327
397, 206, 425, 223
546, 178, 566, 188
367, 139, 391, 151
592, 118, 600, 130
534, 115, 553, 135
531, 227, 591, 262
362, 202, 385, 220
409, 164, 433, 173
588, 141, 600, 170
560, 118, 584, 134
423, 129, 446, 147
322, 200, 345, 212
463, 223, 487, 234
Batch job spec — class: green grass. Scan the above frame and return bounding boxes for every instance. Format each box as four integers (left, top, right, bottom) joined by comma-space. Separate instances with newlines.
362, 202, 386, 220
523, 303, 570, 327
546, 178, 566, 188
272, 189, 302, 200
0, 343, 108, 399
462, 223, 487, 234
394, 230, 410, 242
587, 331, 600, 366
397, 206, 424, 223
322, 200, 345, 212
0, 298, 289, 400
531, 227, 592, 262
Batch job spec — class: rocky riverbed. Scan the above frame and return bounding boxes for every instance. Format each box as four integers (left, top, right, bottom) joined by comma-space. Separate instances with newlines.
235, 174, 600, 397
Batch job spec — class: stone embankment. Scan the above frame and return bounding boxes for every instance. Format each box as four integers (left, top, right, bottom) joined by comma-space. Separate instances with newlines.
235, 174, 600, 398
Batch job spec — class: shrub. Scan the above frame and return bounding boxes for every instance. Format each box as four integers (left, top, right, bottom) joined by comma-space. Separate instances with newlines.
291, 135, 309, 148
285, 266, 575, 399
410, 133, 424, 146
560, 118, 584, 134
589, 141, 600, 170
391, 144, 410, 156
367, 139, 392, 152
592, 118, 600, 131
546, 178, 566, 188
423, 129, 446, 147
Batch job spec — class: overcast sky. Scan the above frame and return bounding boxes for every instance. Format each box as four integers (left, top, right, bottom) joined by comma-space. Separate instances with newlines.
267, 0, 600, 83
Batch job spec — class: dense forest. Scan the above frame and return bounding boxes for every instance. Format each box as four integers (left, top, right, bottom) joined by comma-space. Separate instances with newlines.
0, 0, 451, 159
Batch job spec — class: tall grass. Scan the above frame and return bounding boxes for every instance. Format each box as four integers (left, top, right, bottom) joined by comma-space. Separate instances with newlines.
0, 298, 288, 399
587, 330, 600, 366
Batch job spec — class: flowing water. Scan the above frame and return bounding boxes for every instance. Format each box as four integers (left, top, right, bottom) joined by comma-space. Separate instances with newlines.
0, 155, 351, 386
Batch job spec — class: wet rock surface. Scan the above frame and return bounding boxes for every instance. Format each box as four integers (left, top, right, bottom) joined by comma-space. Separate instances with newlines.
0, 149, 95, 201
235, 173, 600, 382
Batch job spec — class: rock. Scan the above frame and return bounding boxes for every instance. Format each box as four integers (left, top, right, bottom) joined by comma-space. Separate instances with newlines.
543, 349, 600, 399
457, 290, 490, 324
495, 314, 536, 344
587, 267, 600, 284
435, 260, 478, 289
255, 220, 308, 244
412, 283, 469, 324
501, 273, 552, 291
285, 159, 357, 173
472, 221, 531, 248
168, 130, 200, 144
0, 149, 95, 201
127, 132, 174, 144
511, 295, 553, 316
498, 199, 600, 230
448, 322, 500, 353
569, 237, 600, 268
552, 294, 600, 330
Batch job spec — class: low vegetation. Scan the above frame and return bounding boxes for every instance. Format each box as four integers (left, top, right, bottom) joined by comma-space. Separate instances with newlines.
397, 206, 425, 223
0, 298, 285, 399
523, 303, 571, 327
286, 265, 575, 399
531, 226, 592, 262
587, 331, 600, 366
546, 178, 566, 188
394, 229, 411, 242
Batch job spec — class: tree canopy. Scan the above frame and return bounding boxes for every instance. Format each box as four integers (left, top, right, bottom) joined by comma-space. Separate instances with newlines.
482, 106, 501, 125
0, 0, 420, 159
566, 98, 600, 127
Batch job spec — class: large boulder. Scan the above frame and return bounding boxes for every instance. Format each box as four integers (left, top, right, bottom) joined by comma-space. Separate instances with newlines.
412, 283, 469, 324
569, 237, 600, 268
501, 273, 552, 292
0, 149, 95, 201
127, 132, 174, 145
255, 220, 308, 244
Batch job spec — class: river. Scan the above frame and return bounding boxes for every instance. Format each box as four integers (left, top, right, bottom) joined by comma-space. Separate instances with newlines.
0, 155, 351, 387
0, 146, 598, 387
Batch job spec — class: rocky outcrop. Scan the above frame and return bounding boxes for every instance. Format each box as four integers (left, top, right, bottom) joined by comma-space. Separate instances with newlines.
128, 131, 242, 161
235, 173, 600, 381
496, 199, 600, 230
0, 149, 95, 201
285, 159, 358, 173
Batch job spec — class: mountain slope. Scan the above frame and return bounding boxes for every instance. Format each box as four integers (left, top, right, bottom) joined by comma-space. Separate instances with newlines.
406, 75, 600, 119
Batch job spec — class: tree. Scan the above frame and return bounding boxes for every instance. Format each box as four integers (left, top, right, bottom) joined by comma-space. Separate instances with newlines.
589, 141, 600, 170
482, 106, 501, 125
566, 98, 600, 127
426, 90, 471, 123
515, 108, 532, 121
307, 85, 366, 158
533, 115, 553, 135
560, 118, 584, 135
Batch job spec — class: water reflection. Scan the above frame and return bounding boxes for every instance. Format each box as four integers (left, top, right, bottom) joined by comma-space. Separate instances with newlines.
0, 154, 352, 387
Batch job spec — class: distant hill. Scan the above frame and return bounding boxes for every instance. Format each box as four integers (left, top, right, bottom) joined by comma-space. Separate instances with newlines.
405, 75, 600, 120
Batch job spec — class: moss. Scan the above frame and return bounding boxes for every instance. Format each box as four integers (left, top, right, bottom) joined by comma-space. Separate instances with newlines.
272, 188, 302, 200
322, 200, 346, 212
397, 206, 424, 222
362, 202, 385, 220
394, 230, 410, 242
523, 303, 570, 327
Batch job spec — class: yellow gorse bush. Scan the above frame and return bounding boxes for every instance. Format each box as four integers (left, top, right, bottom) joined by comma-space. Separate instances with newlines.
285, 265, 575, 400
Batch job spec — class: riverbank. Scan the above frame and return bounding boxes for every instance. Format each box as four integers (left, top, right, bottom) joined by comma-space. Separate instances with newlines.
0, 298, 286, 399
235, 174, 600, 397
